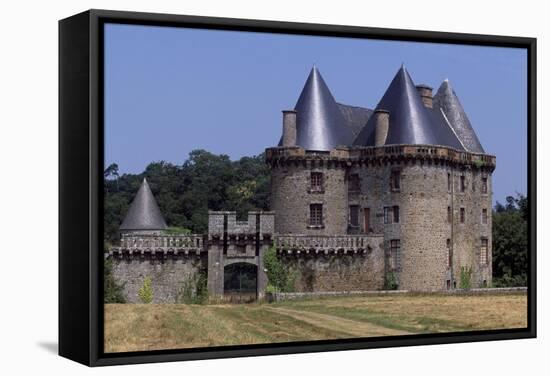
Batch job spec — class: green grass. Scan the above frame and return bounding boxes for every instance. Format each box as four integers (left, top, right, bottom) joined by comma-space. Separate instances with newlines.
104, 292, 527, 353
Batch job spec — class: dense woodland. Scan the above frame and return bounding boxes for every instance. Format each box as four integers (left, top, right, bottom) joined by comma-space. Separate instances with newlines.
492, 194, 528, 287
104, 150, 270, 242
104, 150, 528, 288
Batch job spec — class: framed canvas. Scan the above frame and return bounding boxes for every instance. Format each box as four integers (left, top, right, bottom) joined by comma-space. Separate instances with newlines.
59, 9, 536, 366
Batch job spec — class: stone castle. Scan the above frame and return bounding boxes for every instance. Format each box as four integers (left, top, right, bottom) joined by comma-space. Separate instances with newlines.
107, 65, 495, 303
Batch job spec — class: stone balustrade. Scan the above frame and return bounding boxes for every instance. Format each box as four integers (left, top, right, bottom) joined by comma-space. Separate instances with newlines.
110, 233, 204, 256
274, 234, 380, 254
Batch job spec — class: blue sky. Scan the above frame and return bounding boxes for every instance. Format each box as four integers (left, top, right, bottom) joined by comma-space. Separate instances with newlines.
104, 23, 527, 204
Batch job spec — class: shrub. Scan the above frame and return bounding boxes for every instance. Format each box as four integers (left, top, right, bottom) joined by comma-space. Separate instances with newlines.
176, 270, 208, 304
263, 246, 295, 292
163, 226, 191, 235
459, 266, 472, 290
493, 274, 527, 287
473, 159, 485, 168
265, 284, 278, 294
138, 276, 154, 303
384, 272, 399, 290
104, 258, 126, 303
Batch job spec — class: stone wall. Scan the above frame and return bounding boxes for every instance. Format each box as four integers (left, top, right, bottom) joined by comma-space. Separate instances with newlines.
276, 234, 385, 291
270, 158, 348, 236
451, 167, 492, 288
109, 253, 207, 303
352, 158, 493, 290
281, 249, 385, 292
206, 211, 272, 299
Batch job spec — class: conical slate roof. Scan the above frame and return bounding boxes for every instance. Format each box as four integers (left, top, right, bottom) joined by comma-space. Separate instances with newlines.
433, 79, 485, 153
293, 66, 355, 151
353, 66, 463, 150
120, 178, 167, 231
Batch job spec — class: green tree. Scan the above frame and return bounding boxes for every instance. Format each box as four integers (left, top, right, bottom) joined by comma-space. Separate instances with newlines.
103, 150, 271, 243
263, 246, 294, 292
492, 194, 528, 287
459, 266, 472, 290
104, 258, 126, 303
138, 276, 154, 304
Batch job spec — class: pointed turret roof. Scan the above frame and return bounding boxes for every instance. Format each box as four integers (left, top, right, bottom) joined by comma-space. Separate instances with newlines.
120, 178, 167, 231
293, 66, 355, 151
433, 79, 485, 153
354, 66, 464, 150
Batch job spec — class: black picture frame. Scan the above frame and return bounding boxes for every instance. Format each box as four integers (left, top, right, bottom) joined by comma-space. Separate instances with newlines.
59, 8, 537, 367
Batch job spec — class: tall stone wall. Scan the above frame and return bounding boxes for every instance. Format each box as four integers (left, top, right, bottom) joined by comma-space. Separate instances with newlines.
352, 158, 492, 290
451, 168, 492, 287
109, 254, 207, 303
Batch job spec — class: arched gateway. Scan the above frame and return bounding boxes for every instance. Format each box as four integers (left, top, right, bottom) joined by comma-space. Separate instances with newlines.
224, 262, 258, 303
206, 211, 273, 301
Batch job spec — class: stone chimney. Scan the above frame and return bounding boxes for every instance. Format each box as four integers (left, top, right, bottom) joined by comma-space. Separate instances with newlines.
281, 110, 297, 147
416, 84, 433, 108
374, 109, 390, 147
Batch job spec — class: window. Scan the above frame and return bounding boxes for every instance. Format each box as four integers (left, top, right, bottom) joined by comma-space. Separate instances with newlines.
310, 172, 323, 191
480, 238, 488, 265
447, 173, 451, 192
446, 239, 452, 268
390, 170, 401, 191
389, 239, 401, 271
482, 208, 488, 224
460, 175, 466, 192
364, 208, 371, 233
460, 207, 465, 223
384, 207, 391, 224
384, 206, 399, 224
482, 177, 488, 194
309, 204, 323, 226
349, 205, 359, 227
349, 174, 360, 192
393, 205, 400, 223
447, 206, 452, 223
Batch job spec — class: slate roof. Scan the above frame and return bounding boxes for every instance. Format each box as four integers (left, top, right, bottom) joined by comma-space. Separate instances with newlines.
120, 178, 168, 231
277, 102, 372, 146
337, 103, 373, 139
353, 66, 464, 150
292, 66, 355, 151
433, 79, 485, 153
278, 65, 484, 152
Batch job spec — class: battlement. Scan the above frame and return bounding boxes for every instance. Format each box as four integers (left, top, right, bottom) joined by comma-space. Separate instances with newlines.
265, 144, 496, 171
207, 211, 275, 239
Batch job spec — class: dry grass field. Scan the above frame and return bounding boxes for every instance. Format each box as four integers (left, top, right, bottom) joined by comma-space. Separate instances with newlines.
104, 292, 527, 353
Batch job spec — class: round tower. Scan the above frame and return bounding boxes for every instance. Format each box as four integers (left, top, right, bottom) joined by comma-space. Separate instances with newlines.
267, 147, 349, 235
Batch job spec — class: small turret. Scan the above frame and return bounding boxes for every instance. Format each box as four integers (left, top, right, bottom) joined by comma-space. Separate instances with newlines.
119, 178, 167, 234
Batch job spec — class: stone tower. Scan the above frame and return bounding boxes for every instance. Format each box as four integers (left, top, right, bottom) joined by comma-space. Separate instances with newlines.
267, 65, 495, 291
